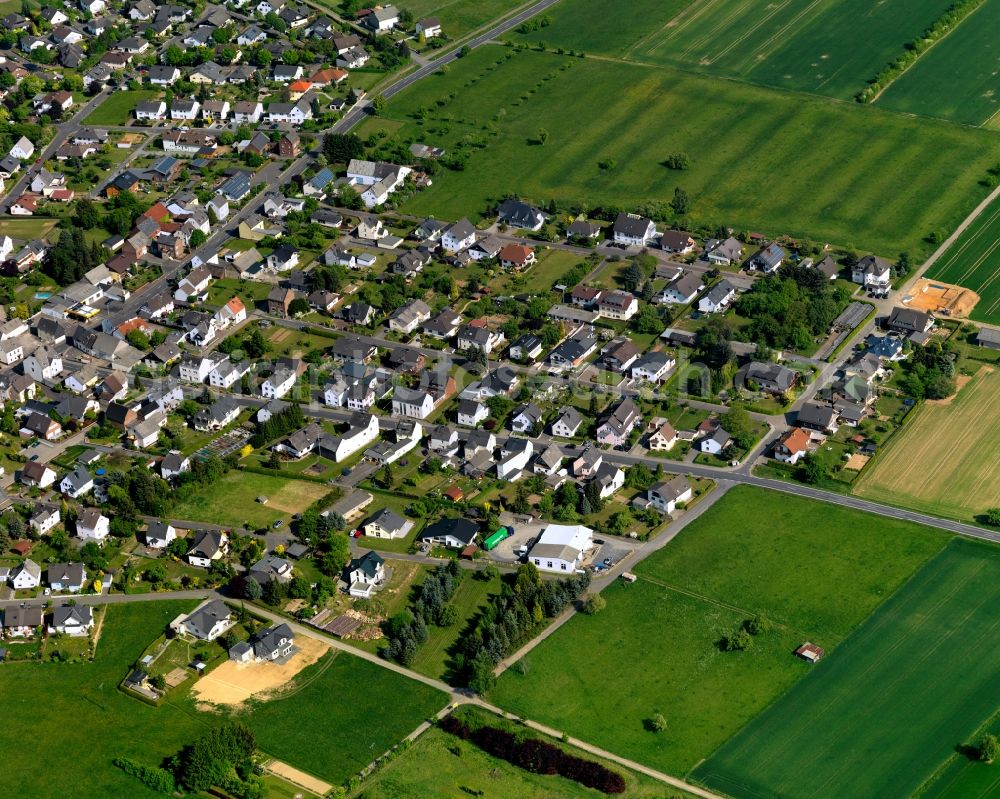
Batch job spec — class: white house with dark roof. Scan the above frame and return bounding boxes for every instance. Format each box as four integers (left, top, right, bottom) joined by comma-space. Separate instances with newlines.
173, 600, 234, 641
612, 213, 656, 246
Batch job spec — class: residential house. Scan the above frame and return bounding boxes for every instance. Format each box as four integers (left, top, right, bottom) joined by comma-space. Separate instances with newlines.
852, 255, 892, 289
551, 406, 583, 438
646, 476, 693, 513
698, 427, 732, 455
76, 508, 110, 542
50, 605, 93, 636
10, 558, 41, 588
142, 520, 176, 549
774, 427, 811, 464
660, 230, 696, 254
174, 600, 233, 641
598, 290, 639, 321
659, 273, 704, 305
186, 530, 228, 568
612, 213, 656, 246
631, 351, 675, 383
346, 551, 385, 598
419, 518, 479, 550
497, 198, 545, 230
21, 460, 56, 488
361, 508, 412, 540
47, 562, 85, 593
741, 361, 798, 395
441, 218, 477, 252
748, 242, 786, 273
648, 420, 677, 451
596, 398, 641, 447
887, 307, 933, 335
60, 467, 94, 499
457, 398, 489, 427
698, 279, 737, 314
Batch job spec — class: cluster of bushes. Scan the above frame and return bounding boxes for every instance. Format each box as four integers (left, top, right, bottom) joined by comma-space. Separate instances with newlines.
440, 714, 626, 794
896, 339, 956, 400
720, 615, 771, 652
250, 403, 305, 447
455, 564, 589, 692
115, 723, 262, 798
383, 560, 463, 665
735, 264, 853, 351
857, 0, 987, 102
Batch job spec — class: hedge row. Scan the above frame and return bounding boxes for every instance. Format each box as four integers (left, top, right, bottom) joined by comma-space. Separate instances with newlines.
440, 715, 626, 794
856, 0, 987, 102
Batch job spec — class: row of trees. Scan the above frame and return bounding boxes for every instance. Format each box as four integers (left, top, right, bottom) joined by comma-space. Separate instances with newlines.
456, 564, 590, 692
250, 404, 305, 448
383, 560, 464, 665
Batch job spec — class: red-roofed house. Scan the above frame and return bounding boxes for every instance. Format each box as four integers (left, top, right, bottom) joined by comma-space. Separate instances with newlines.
50, 188, 75, 202
309, 68, 347, 88
774, 427, 811, 465
10, 195, 38, 215
215, 295, 247, 329
498, 243, 536, 270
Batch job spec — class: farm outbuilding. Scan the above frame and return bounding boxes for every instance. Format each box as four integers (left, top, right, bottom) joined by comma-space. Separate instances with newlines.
795, 642, 825, 663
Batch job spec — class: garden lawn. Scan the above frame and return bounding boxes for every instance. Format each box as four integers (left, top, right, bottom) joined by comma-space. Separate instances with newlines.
172, 471, 331, 528
353, 706, 695, 798
0, 217, 59, 241
925, 192, 1000, 324
410, 570, 503, 680
247, 651, 446, 784
490, 486, 949, 776
877, 0, 1000, 126
403, 0, 526, 38
387, 46, 1000, 258
855, 366, 1000, 521
695, 539, 1000, 799
85, 90, 160, 125
0, 600, 203, 799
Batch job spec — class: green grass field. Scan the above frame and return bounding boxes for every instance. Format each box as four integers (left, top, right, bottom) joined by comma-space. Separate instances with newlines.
385, 46, 1000, 257
0, 217, 59, 241
85, 90, 161, 126
403, 0, 526, 38
920, 713, 1000, 799
855, 366, 1000, 522
489, 487, 947, 775
877, 0, 1000, 126
695, 539, 1000, 799
354, 706, 694, 798
172, 471, 331, 527
248, 651, 445, 783
0, 600, 203, 799
925, 193, 1000, 324
510, 0, 953, 100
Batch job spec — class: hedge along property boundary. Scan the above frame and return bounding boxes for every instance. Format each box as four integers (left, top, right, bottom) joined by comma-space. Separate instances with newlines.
856, 0, 988, 102
440, 713, 627, 795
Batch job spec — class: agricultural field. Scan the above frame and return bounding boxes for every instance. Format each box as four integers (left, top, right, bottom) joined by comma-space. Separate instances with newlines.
353, 706, 693, 799
925, 192, 1000, 323
695, 539, 1000, 799
919, 713, 1000, 799
509, 0, 954, 100
855, 366, 1000, 522
403, 0, 527, 38
171, 471, 332, 528
84, 90, 160, 126
877, 0, 1000, 126
490, 487, 947, 775
247, 651, 446, 783
385, 46, 1000, 257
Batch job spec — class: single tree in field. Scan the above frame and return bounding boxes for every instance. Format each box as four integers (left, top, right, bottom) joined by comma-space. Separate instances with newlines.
985, 508, 1000, 527
979, 734, 998, 763
649, 712, 667, 732
537, 128, 549, 146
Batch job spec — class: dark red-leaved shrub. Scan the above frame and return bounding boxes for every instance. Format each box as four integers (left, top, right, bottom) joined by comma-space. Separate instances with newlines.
440, 715, 626, 794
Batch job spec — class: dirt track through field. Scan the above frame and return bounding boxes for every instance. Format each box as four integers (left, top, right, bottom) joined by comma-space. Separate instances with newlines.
192, 636, 330, 709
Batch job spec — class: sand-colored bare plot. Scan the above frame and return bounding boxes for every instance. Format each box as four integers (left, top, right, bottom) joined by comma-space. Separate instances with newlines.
901, 278, 979, 318
266, 481, 331, 514
192, 635, 329, 709
845, 453, 869, 471
856, 367, 1000, 519
264, 760, 330, 797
